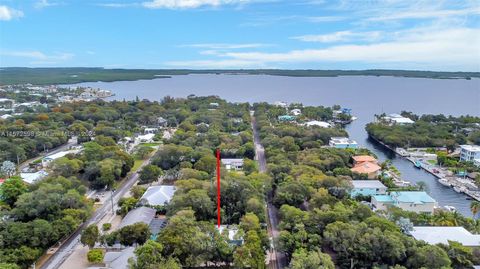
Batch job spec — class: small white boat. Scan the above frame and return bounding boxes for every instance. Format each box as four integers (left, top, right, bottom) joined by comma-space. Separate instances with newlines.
438, 178, 451, 187
443, 205, 456, 212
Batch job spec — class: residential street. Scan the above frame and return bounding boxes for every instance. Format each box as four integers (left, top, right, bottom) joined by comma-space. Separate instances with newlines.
40, 149, 156, 269
251, 112, 287, 269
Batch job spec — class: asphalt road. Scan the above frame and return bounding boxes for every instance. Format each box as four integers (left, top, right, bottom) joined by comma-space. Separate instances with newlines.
251, 112, 287, 269
40, 151, 154, 269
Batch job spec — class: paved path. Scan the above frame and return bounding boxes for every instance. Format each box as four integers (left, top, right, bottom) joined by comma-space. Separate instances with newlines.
251, 112, 287, 269
40, 150, 156, 269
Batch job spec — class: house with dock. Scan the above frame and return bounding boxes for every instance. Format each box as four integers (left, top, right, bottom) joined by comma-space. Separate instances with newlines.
350, 155, 381, 179
304, 120, 331, 128
329, 137, 358, 149
384, 113, 415, 125
372, 191, 437, 214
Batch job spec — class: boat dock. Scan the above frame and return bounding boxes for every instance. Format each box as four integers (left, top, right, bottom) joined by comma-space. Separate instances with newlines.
368, 135, 480, 201
405, 156, 480, 201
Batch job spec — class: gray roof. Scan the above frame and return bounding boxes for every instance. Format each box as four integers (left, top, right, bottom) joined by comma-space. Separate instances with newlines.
119, 207, 155, 228
351, 180, 387, 189
103, 247, 135, 269
221, 158, 244, 165
139, 185, 176, 206
411, 226, 480, 247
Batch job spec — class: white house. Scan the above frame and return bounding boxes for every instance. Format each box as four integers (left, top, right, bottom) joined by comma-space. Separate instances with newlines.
221, 158, 244, 171
384, 114, 415, 125
372, 191, 437, 214
290, 109, 302, 116
144, 128, 159, 134
139, 185, 176, 206
137, 133, 155, 143
329, 137, 358, 149
459, 145, 480, 163
304, 120, 331, 128
273, 101, 288, 108
410, 226, 480, 247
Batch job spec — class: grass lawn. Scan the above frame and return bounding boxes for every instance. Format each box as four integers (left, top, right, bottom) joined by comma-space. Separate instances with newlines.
427, 159, 437, 165
132, 159, 144, 172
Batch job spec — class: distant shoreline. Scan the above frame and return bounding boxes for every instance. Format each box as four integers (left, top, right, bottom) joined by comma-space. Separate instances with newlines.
0, 67, 478, 85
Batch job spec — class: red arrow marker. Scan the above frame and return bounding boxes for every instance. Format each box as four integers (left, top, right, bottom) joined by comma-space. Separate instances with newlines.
216, 148, 221, 228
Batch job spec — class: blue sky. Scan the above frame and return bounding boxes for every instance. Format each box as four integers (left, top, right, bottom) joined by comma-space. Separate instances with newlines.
0, 0, 479, 71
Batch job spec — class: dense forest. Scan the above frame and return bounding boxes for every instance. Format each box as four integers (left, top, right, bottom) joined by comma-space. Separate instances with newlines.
254, 103, 480, 269
1, 67, 478, 85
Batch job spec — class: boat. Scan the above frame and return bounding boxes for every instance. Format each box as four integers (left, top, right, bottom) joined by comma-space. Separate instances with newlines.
414, 160, 422, 168
453, 186, 465, 193
438, 178, 451, 187
443, 205, 456, 212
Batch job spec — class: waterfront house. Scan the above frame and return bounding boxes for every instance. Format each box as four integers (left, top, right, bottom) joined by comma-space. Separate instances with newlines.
139, 185, 176, 206
278, 115, 296, 122
329, 137, 358, 149
384, 113, 415, 125
351, 162, 381, 179
350, 180, 387, 197
221, 158, 244, 171
304, 120, 331, 128
372, 191, 437, 214
352, 155, 377, 165
290, 109, 302, 116
459, 145, 480, 164
410, 226, 480, 247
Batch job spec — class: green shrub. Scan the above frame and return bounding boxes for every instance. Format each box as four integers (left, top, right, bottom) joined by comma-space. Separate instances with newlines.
87, 249, 104, 263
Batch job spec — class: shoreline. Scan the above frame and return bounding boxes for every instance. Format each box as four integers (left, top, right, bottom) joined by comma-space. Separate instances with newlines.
368, 134, 480, 202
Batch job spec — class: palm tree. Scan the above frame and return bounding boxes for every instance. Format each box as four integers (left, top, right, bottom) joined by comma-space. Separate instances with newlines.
471, 201, 480, 219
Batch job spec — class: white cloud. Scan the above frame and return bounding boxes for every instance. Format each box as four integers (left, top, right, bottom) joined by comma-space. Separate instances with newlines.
165, 59, 268, 68
142, 0, 252, 9
0, 5, 24, 21
172, 27, 480, 71
97, 3, 138, 8
306, 16, 345, 22
35, 0, 58, 9
292, 31, 382, 43
181, 43, 270, 49
368, 7, 480, 21
1, 50, 74, 61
